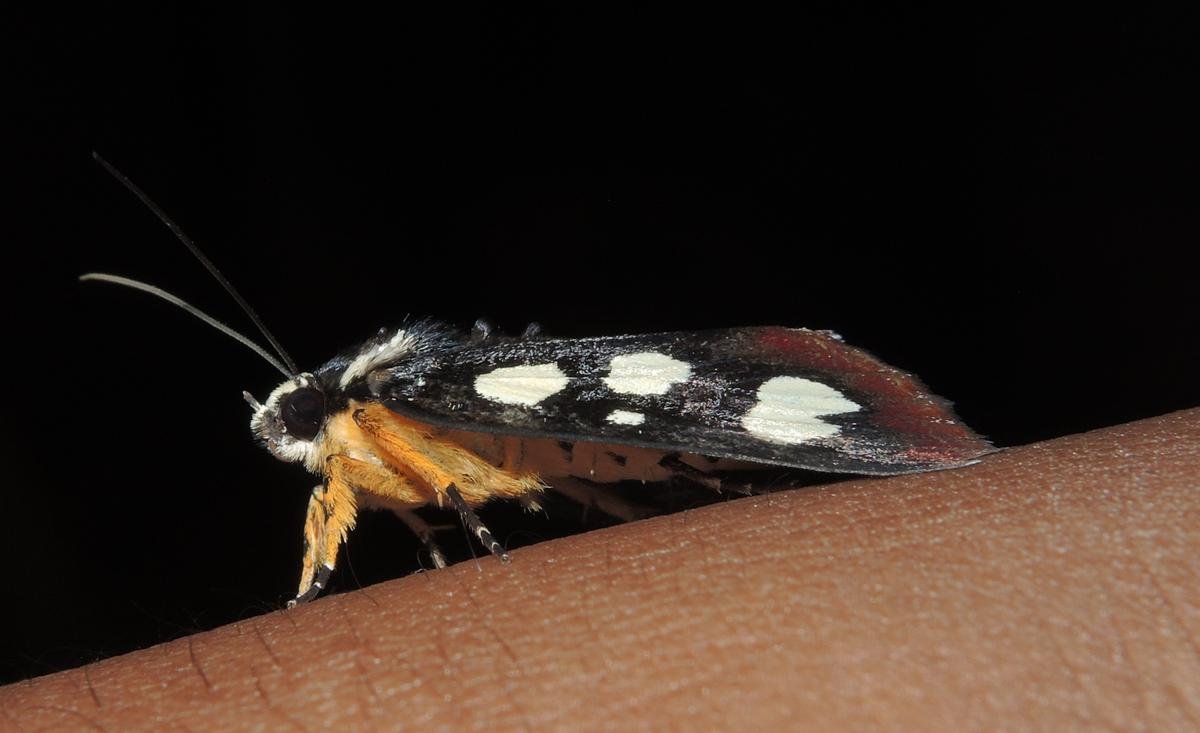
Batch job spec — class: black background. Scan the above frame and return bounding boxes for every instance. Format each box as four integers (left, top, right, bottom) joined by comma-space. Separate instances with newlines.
6, 7, 1197, 683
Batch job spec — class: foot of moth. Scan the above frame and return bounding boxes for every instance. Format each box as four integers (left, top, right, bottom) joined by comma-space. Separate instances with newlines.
446, 483, 510, 562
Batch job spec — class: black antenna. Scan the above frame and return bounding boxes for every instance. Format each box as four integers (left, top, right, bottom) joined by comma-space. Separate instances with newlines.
79, 274, 293, 377
91, 152, 299, 376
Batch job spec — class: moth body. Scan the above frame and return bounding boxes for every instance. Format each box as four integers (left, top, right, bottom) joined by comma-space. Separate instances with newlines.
242, 319, 994, 604
85, 154, 994, 607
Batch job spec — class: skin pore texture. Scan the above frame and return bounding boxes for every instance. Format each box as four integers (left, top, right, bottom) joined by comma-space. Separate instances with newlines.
3, 409, 1198, 731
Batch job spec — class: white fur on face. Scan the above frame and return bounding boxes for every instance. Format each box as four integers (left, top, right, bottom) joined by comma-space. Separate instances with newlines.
249, 374, 321, 468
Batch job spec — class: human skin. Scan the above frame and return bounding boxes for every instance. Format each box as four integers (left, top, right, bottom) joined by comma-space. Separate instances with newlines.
3, 409, 1198, 732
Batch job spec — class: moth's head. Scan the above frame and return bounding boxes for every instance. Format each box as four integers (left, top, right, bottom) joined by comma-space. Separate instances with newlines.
247, 373, 327, 466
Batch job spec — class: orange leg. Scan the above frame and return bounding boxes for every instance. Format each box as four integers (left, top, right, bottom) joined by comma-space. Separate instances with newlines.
352, 403, 543, 506
289, 468, 356, 605
353, 403, 538, 561
291, 484, 330, 606
290, 454, 426, 605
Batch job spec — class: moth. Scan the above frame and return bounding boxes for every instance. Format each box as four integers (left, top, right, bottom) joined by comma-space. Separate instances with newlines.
84, 154, 994, 606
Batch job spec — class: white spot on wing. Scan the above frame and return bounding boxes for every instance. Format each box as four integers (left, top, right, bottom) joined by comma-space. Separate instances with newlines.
741, 377, 860, 444
603, 352, 691, 395
475, 362, 568, 406
606, 409, 645, 426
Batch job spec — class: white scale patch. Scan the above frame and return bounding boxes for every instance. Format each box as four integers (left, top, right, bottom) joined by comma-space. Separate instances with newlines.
475, 362, 569, 406
603, 352, 692, 395
606, 409, 645, 426
340, 328, 417, 387
741, 377, 860, 444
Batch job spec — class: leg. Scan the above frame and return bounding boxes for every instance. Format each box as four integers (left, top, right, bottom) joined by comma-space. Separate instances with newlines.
290, 564, 333, 607
551, 476, 653, 522
658, 454, 723, 491
519, 495, 544, 513
289, 458, 361, 607
290, 485, 328, 607
394, 509, 450, 569
353, 404, 543, 506
446, 483, 510, 562
352, 404, 545, 564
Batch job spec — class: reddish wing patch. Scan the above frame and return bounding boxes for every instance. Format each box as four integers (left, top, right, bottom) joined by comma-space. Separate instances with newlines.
748, 327, 993, 467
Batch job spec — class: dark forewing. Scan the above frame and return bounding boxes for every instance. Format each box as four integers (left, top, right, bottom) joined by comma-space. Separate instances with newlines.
367, 327, 993, 475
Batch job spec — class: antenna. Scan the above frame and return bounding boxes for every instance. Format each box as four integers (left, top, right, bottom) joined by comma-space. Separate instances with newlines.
80, 273, 293, 378
90, 152, 299, 375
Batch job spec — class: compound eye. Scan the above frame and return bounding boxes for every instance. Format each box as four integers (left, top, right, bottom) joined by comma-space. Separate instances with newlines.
281, 387, 325, 441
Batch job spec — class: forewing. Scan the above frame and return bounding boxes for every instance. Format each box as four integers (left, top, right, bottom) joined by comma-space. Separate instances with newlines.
367, 327, 993, 475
